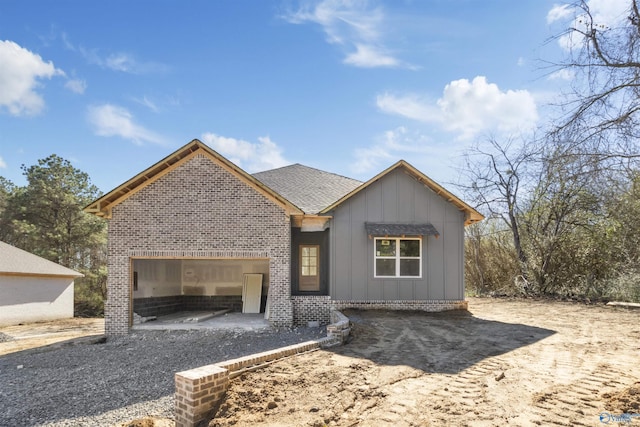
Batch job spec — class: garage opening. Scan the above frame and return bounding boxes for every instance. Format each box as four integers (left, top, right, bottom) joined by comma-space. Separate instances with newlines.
131, 258, 270, 321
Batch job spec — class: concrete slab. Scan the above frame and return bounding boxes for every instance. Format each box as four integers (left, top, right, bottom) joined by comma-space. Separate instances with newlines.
132, 312, 270, 331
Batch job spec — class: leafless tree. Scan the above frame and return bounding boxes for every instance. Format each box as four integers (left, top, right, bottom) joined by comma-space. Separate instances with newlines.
459, 137, 541, 285
549, 0, 640, 163
460, 133, 608, 296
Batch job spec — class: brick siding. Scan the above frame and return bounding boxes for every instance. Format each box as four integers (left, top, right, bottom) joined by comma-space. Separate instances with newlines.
331, 299, 468, 312
291, 295, 332, 325
105, 153, 293, 335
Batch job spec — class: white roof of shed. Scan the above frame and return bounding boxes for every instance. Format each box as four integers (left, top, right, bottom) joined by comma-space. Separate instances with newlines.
0, 241, 83, 278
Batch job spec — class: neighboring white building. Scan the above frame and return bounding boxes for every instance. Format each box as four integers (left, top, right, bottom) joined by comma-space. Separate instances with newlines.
0, 241, 83, 326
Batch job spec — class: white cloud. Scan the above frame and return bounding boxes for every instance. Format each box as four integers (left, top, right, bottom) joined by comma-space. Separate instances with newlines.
377, 76, 538, 140
65, 78, 87, 94
343, 43, 399, 67
0, 40, 64, 116
376, 93, 439, 122
549, 0, 630, 50
63, 34, 166, 74
87, 104, 165, 145
0, 156, 6, 168
547, 68, 574, 81
133, 96, 160, 113
89, 51, 167, 74
352, 126, 433, 174
585, 0, 630, 25
201, 133, 290, 172
104, 53, 138, 73
284, 0, 408, 68
547, 4, 573, 24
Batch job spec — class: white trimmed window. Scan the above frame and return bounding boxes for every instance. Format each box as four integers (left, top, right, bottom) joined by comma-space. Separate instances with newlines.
374, 237, 422, 278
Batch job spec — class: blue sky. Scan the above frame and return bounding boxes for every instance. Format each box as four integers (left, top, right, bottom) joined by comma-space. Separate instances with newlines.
0, 0, 631, 193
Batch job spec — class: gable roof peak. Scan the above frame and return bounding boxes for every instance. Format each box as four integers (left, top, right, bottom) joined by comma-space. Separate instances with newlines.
84, 138, 303, 218
320, 159, 484, 226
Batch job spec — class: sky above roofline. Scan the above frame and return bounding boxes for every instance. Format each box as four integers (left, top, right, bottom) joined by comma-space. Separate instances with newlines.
0, 0, 631, 193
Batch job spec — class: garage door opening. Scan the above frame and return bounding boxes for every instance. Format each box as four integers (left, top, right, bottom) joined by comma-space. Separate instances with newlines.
131, 258, 269, 323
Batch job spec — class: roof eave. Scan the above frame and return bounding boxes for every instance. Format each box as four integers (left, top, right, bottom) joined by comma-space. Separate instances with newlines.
0, 271, 84, 278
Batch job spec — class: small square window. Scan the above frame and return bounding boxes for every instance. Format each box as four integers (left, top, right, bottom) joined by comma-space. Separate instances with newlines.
374, 237, 422, 278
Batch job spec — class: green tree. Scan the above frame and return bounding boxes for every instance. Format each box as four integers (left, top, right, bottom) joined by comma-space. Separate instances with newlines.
2, 155, 107, 315
8, 155, 103, 265
0, 177, 16, 241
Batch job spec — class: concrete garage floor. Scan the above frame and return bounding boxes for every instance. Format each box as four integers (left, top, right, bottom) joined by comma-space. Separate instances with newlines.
132, 311, 270, 331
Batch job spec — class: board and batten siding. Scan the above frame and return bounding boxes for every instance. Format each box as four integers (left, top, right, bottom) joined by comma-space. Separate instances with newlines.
329, 167, 465, 301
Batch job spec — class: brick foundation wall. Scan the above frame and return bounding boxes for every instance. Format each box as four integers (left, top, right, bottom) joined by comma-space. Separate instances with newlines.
174, 339, 336, 427
105, 153, 293, 335
291, 295, 331, 326
331, 299, 468, 312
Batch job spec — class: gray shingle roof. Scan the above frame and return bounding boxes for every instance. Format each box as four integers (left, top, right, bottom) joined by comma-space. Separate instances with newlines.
253, 164, 362, 214
0, 241, 83, 277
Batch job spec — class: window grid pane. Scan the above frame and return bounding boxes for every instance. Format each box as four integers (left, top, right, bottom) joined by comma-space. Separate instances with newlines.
375, 237, 421, 278
375, 239, 396, 257
301, 245, 319, 277
376, 259, 396, 276
400, 240, 420, 257
400, 259, 420, 276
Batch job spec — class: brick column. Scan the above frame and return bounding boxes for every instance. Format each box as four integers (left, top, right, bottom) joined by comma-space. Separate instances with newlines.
175, 365, 229, 427
266, 241, 293, 328
105, 254, 130, 335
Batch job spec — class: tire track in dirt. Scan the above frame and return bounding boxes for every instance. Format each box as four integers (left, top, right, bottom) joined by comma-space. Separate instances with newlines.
351, 376, 428, 426
417, 358, 508, 426
207, 301, 640, 426
529, 364, 638, 426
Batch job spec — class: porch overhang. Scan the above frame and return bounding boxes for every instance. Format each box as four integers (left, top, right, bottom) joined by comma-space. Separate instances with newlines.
364, 222, 440, 238
292, 215, 332, 232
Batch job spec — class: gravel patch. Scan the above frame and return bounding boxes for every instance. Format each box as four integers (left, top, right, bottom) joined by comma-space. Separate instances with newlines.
0, 326, 326, 426
0, 332, 14, 343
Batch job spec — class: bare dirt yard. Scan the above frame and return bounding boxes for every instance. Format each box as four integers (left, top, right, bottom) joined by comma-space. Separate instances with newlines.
210, 298, 640, 427
3, 300, 638, 426
0, 317, 104, 356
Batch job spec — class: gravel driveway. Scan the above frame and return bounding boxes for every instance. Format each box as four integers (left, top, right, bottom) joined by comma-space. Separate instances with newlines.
0, 326, 326, 426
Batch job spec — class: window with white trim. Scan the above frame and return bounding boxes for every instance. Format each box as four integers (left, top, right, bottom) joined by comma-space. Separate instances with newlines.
374, 237, 422, 278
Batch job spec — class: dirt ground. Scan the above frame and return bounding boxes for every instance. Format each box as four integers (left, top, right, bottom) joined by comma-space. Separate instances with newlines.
5, 301, 638, 426
210, 298, 640, 427
0, 317, 104, 356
